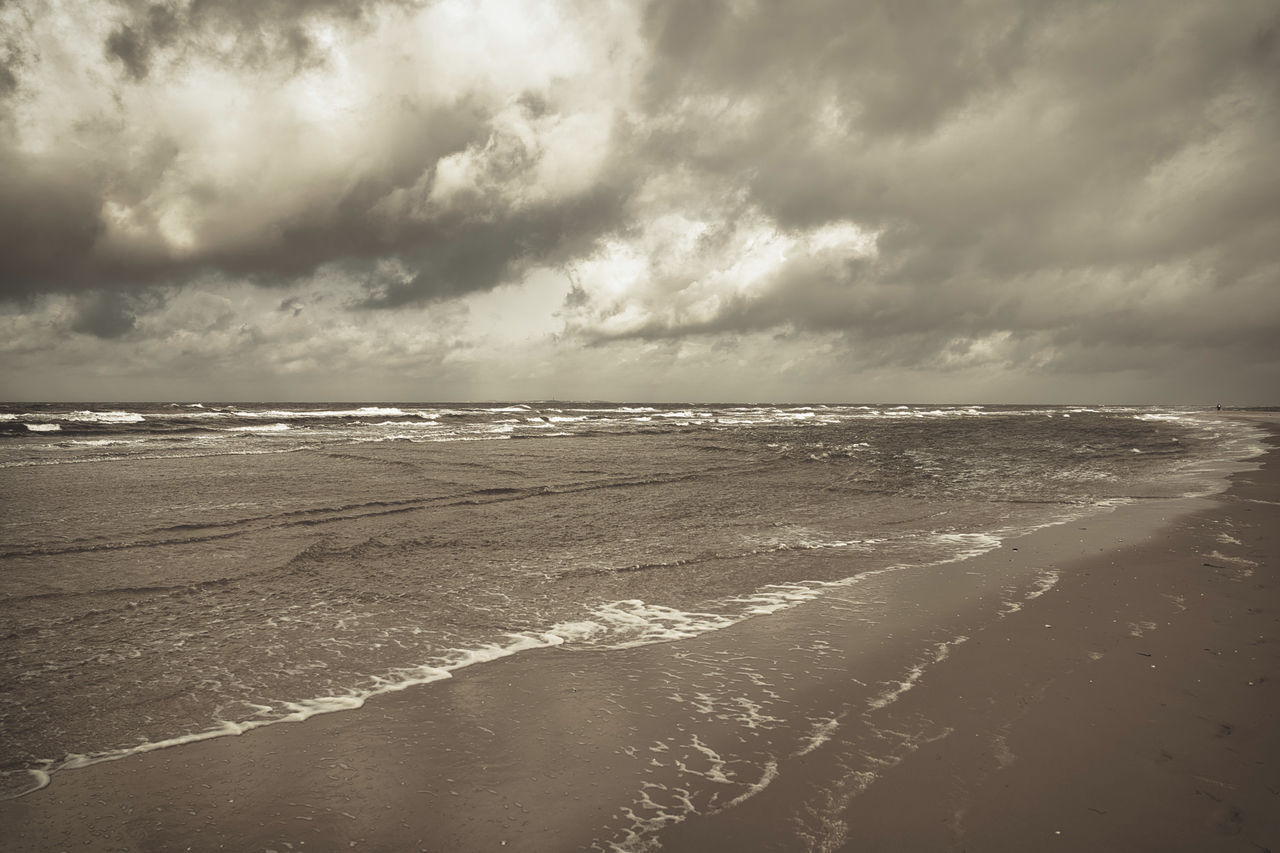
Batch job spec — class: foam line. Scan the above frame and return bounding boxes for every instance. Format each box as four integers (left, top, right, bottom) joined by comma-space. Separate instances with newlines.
20, 632, 569, 796
868, 636, 969, 711
716, 759, 780, 812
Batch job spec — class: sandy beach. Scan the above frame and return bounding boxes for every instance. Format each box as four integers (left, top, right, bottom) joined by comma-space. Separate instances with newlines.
4, 0, 1276, 843
670, 415, 1280, 852
2, 415, 1276, 852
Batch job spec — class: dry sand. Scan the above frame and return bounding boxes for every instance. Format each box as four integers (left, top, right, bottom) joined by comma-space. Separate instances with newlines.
2, 416, 1276, 852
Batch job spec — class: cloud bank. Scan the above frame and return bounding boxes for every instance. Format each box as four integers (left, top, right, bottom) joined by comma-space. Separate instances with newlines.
2, 0, 1277, 402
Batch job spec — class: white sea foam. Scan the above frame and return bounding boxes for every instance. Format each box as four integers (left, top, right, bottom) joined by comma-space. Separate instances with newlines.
549, 600, 738, 648
728, 581, 844, 615
1026, 569, 1060, 599
0, 769, 50, 799
1205, 550, 1258, 578
1128, 620, 1158, 637
64, 410, 146, 423
868, 636, 969, 710
686, 734, 732, 784
930, 532, 1004, 563
225, 423, 292, 432
546, 530, 1010, 654
655, 410, 714, 420
567, 406, 657, 414
717, 759, 780, 812
229, 407, 407, 419
1000, 569, 1060, 617
607, 738, 781, 851
796, 714, 845, 756
548, 575, 869, 651
610, 790, 693, 852
24, 630, 569, 793
24, 423, 61, 432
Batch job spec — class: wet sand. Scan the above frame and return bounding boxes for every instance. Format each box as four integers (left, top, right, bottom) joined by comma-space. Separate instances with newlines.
2, 417, 1277, 851
668, 415, 1280, 852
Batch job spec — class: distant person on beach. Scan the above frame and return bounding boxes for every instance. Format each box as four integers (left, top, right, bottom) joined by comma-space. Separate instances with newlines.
1217, 404, 1222, 411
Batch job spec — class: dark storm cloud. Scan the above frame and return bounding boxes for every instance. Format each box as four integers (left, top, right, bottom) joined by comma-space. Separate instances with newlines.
640, 0, 1032, 137
358, 184, 628, 308
0, 48, 21, 101
0, 109, 479, 296
69, 290, 142, 338
2, 0, 1278, 401
101, 0, 395, 79
584, 0, 1280, 371
0, 147, 106, 292
1, 0, 627, 306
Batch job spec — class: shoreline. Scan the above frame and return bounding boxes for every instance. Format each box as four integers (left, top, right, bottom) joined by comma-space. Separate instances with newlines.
1, 417, 1275, 851
666, 416, 1280, 851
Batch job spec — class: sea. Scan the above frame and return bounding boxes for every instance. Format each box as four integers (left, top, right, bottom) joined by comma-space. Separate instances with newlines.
0, 402, 1266, 826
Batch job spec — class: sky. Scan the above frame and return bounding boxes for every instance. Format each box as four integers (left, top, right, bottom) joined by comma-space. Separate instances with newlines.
1, 0, 1277, 403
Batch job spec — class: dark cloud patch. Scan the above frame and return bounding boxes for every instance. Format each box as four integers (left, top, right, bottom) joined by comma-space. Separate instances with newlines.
69, 291, 142, 338
354, 231, 523, 310
0, 62, 17, 100
563, 271, 589, 309
640, 0, 1033, 136
208, 114, 633, 306
105, 24, 151, 80
103, 3, 182, 80
6, 1, 631, 308
359, 185, 629, 308
0, 22, 33, 115
101, 0, 401, 80
0, 148, 106, 295
0, 90, 497, 299
581, 228, 1280, 376
611, 0, 1280, 371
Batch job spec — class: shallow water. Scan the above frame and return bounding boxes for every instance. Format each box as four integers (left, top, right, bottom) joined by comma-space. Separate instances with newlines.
0, 403, 1263, 802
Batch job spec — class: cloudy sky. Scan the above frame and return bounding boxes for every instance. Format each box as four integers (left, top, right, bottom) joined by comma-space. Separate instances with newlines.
1, 0, 1277, 403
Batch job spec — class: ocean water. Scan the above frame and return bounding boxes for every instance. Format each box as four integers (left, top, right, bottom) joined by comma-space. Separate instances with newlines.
0, 402, 1265, 808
